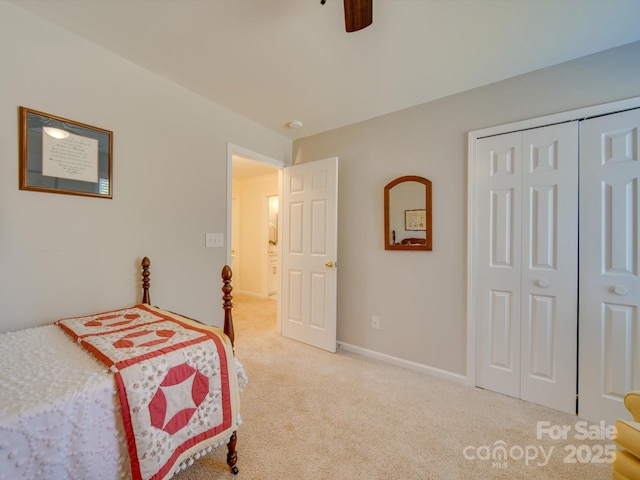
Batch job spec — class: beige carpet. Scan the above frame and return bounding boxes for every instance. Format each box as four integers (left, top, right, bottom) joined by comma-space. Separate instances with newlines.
175, 294, 613, 480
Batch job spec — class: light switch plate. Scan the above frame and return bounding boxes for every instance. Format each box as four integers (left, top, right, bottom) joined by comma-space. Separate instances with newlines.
205, 233, 224, 248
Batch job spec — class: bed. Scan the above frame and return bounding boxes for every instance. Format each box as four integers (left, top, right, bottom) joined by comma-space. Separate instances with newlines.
0, 257, 245, 480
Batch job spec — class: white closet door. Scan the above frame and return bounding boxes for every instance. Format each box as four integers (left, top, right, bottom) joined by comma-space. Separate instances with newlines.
579, 108, 640, 425
476, 131, 523, 398
476, 123, 578, 414
520, 123, 578, 414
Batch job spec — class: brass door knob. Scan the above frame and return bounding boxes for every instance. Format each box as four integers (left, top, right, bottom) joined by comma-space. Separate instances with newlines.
325, 261, 335, 268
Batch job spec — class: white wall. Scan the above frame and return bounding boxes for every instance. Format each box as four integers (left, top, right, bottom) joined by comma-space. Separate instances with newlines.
293, 41, 640, 377
3, 0, 640, 380
0, 2, 291, 332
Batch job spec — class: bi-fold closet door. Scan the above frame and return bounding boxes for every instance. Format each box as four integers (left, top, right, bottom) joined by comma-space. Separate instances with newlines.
475, 122, 579, 415
474, 108, 640, 424
578, 109, 640, 425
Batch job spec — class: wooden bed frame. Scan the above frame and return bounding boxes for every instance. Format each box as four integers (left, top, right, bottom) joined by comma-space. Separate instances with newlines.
140, 256, 239, 475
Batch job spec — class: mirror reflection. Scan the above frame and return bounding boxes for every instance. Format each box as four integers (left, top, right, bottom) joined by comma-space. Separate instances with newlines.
384, 175, 432, 250
267, 195, 278, 251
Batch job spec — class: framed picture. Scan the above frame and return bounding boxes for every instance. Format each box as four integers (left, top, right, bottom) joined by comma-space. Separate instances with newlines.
405, 209, 426, 231
19, 107, 113, 199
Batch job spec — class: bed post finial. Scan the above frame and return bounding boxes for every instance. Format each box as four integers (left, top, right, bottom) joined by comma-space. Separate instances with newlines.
221, 265, 234, 347
142, 257, 151, 305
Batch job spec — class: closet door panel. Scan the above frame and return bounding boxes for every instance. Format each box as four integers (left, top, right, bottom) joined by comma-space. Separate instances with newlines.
520, 123, 578, 414
475, 123, 578, 414
475, 132, 522, 398
579, 108, 640, 425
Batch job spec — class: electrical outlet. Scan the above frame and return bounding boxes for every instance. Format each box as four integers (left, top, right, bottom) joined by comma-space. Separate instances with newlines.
371, 315, 380, 330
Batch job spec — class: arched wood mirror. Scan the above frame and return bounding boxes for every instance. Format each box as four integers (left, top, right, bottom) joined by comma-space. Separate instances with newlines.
384, 175, 432, 251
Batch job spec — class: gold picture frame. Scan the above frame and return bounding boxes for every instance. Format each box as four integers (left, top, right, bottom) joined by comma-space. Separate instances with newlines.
19, 107, 113, 199
404, 209, 426, 231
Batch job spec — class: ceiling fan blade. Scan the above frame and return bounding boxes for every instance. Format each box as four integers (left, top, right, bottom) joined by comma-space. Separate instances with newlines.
344, 0, 372, 32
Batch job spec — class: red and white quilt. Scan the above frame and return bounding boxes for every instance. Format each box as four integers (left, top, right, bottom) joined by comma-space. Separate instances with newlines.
56, 304, 240, 480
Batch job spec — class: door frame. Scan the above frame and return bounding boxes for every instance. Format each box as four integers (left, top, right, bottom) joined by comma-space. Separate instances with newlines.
466, 95, 640, 387
226, 143, 286, 331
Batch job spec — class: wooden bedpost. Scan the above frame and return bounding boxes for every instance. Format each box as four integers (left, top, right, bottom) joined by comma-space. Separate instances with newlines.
221, 264, 238, 474
221, 265, 234, 347
226, 431, 238, 475
141, 257, 151, 305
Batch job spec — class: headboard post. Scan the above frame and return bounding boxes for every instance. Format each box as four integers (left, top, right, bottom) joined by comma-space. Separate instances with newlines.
221, 265, 234, 347
141, 257, 151, 305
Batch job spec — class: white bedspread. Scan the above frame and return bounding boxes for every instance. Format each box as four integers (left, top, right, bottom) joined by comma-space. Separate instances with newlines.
0, 325, 130, 480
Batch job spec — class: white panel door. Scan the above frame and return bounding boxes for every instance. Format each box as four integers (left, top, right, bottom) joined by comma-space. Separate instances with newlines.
476, 123, 578, 414
520, 123, 578, 414
579, 108, 640, 425
281, 157, 338, 352
476, 131, 523, 398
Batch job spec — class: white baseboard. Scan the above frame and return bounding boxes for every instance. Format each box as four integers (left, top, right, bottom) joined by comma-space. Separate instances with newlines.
234, 290, 264, 298
337, 341, 473, 387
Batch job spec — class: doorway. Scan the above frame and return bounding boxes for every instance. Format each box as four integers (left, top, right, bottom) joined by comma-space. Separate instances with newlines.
227, 144, 285, 331
227, 146, 340, 353
231, 155, 280, 297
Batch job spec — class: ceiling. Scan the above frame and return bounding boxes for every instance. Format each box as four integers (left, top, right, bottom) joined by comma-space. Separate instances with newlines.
232, 155, 279, 180
11, 0, 640, 140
